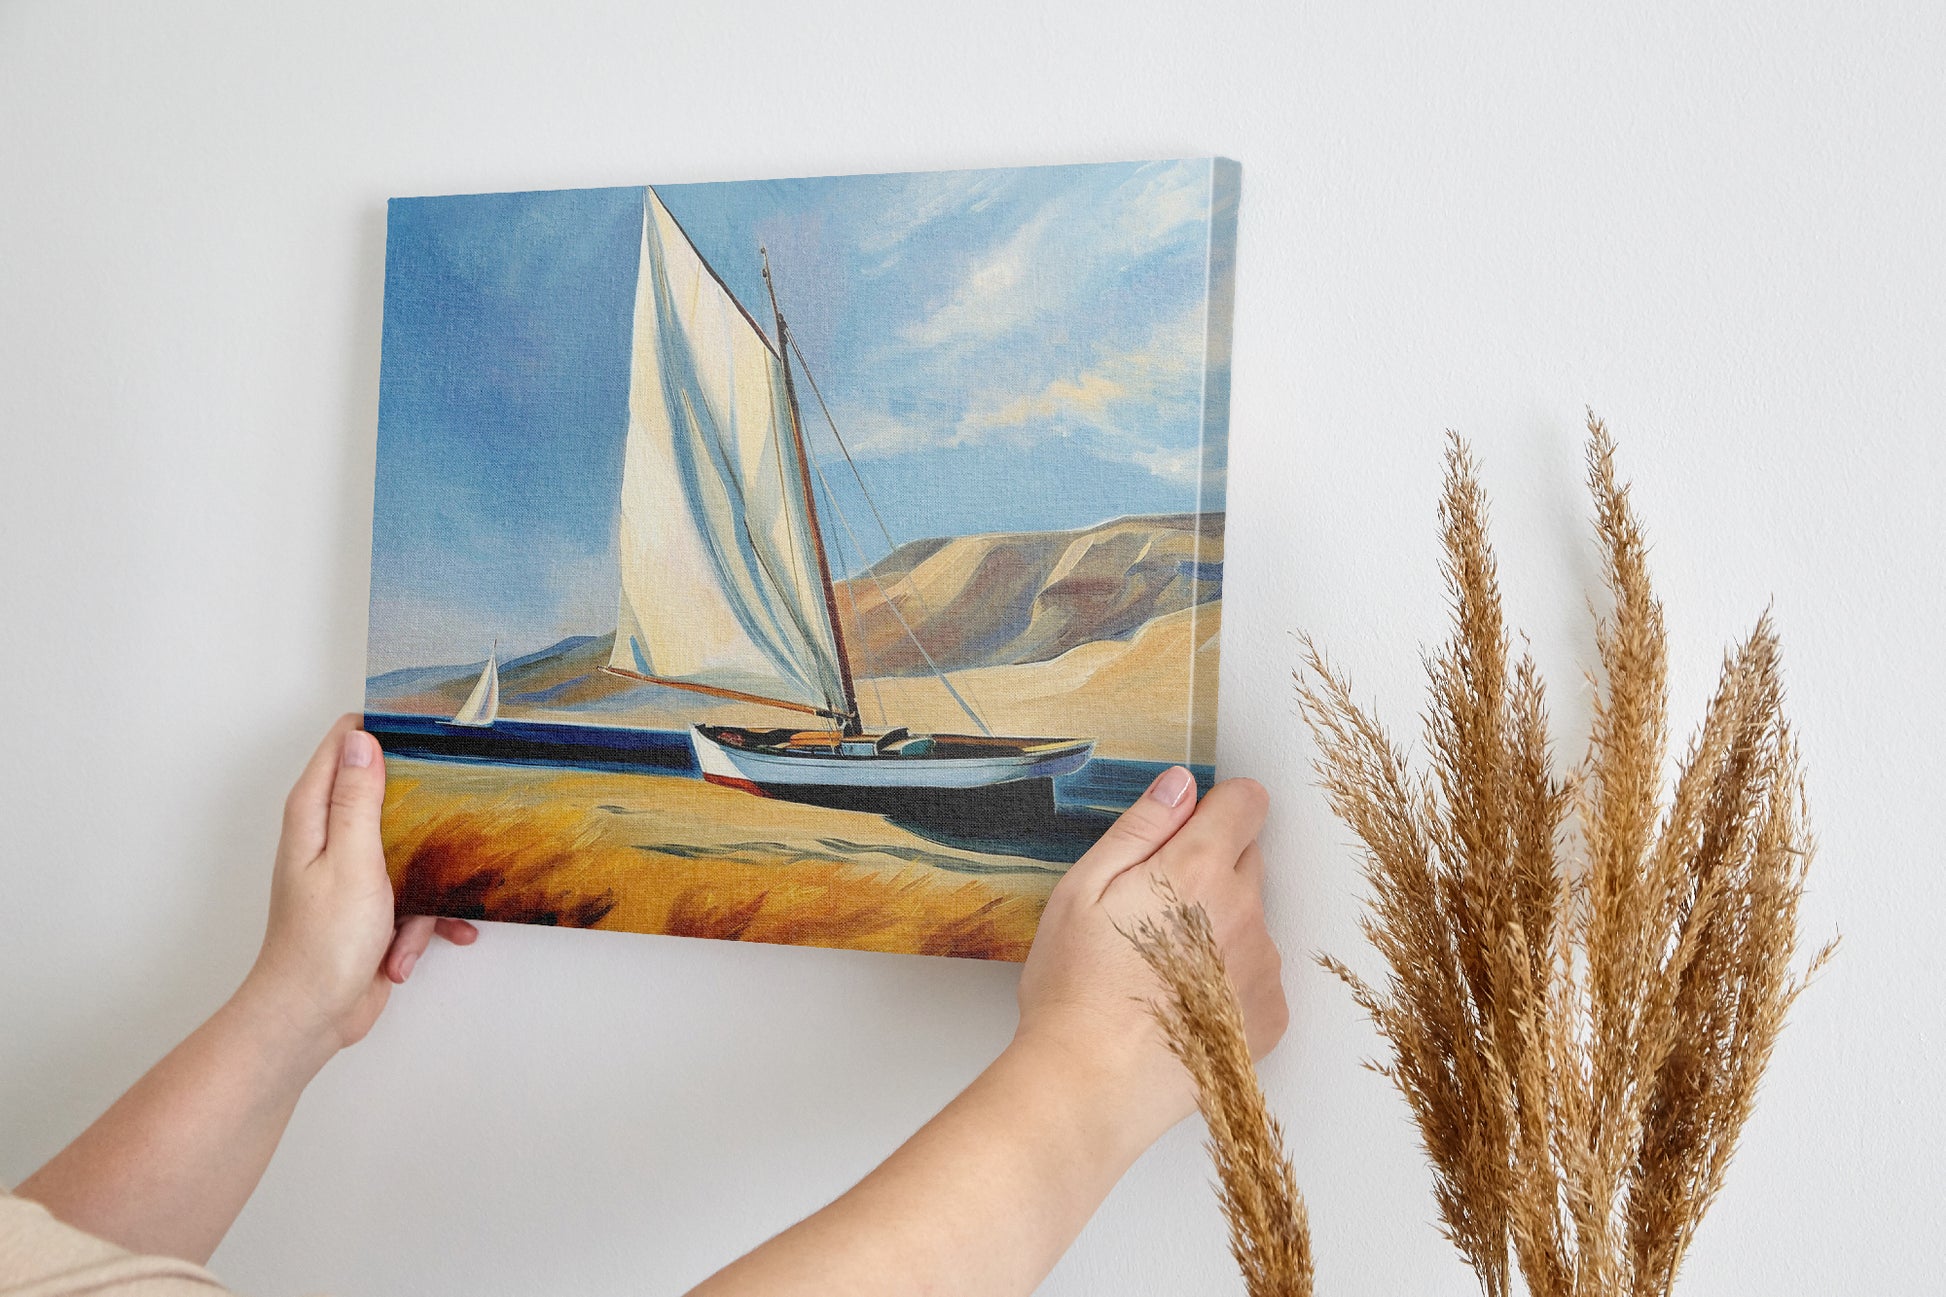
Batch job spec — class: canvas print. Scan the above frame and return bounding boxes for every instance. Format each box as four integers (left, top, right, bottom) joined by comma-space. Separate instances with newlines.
364, 159, 1239, 960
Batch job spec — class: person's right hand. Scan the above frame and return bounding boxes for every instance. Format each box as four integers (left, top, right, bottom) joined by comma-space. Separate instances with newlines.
1014, 768, 1285, 1144
689, 772, 1284, 1297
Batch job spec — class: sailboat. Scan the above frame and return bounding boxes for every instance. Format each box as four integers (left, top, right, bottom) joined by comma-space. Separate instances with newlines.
600, 189, 1094, 813
445, 642, 499, 728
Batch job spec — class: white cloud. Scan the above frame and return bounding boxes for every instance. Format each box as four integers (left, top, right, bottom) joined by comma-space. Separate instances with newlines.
858, 169, 1012, 263
830, 163, 1221, 490
836, 408, 958, 459
897, 160, 1212, 351
826, 303, 1214, 489
1125, 444, 1205, 487
898, 205, 1060, 348
956, 303, 1208, 441
1110, 161, 1214, 262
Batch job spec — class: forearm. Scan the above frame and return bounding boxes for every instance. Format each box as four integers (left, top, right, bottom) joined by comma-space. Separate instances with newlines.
16, 977, 335, 1263
691, 1031, 1174, 1297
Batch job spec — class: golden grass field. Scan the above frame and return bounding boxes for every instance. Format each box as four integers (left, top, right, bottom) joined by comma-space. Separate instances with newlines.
381, 758, 1068, 961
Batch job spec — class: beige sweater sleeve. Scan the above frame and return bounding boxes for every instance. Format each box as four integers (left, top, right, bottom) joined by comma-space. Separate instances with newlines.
0, 1190, 232, 1296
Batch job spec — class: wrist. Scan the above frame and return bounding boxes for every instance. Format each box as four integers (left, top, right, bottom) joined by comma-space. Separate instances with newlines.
1001, 1021, 1188, 1168
227, 970, 345, 1081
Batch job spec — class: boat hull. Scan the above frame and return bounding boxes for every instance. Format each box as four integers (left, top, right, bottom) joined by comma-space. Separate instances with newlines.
692, 723, 1093, 823
690, 724, 1093, 791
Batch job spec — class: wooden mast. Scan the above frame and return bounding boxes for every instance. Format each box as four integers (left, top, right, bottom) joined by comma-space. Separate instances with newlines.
762, 246, 862, 735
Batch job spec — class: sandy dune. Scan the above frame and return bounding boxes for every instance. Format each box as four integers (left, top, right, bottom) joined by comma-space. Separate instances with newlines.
859, 602, 1221, 763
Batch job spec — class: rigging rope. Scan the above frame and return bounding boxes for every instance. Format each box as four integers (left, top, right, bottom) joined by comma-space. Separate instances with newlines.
788, 332, 999, 734
803, 447, 992, 737
789, 335, 904, 555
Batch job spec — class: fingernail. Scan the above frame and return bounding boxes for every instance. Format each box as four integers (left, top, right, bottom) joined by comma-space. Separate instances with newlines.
398, 950, 419, 980
1148, 766, 1193, 808
341, 731, 372, 768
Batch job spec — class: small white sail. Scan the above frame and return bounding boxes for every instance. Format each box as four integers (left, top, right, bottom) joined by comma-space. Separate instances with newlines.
608, 189, 847, 715
450, 646, 499, 727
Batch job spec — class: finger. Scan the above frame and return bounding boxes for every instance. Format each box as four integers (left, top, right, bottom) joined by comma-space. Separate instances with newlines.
1066, 765, 1200, 900
1220, 843, 1270, 933
386, 914, 438, 983
1152, 778, 1270, 886
280, 714, 364, 862
435, 917, 479, 946
1235, 840, 1266, 886
324, 729, 387, 859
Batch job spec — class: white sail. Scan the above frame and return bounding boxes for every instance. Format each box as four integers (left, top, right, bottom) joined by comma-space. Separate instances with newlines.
450, 647, 499, 727
609, 189, 848, 716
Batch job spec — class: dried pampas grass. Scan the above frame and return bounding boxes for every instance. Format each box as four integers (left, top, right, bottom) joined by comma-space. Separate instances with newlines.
1128, 886, 1314, 1297
1295, 413, 1835, 1297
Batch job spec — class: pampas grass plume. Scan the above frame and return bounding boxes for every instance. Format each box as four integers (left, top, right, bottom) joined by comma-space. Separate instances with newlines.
1296, 413, 1834, 1297
1128, 885, 1315, 1297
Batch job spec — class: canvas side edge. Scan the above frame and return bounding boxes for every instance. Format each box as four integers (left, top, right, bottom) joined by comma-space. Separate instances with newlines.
1186, 159, 1239, 771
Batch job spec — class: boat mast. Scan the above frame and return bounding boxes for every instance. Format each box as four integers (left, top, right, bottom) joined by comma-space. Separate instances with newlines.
762, 246, 862, 735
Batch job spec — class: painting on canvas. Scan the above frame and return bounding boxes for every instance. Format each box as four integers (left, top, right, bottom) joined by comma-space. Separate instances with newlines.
365, 160, 1238, 960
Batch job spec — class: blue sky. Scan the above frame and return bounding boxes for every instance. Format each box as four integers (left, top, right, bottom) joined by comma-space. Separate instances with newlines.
368, 160, 1234, 674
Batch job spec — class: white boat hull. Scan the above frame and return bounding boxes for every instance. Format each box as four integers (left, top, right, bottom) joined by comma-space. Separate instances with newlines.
690, 724, 1093, 794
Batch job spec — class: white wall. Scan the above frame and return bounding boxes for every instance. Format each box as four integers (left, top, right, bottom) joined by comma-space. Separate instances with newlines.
2, 1, 1937, 1291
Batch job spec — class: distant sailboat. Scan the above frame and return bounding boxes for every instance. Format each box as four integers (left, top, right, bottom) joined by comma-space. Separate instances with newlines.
447, 642, 500, 728
600, 189, 1093, 809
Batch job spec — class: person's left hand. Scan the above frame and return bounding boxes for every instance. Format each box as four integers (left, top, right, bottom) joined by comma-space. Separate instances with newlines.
240, 714, 476, 1058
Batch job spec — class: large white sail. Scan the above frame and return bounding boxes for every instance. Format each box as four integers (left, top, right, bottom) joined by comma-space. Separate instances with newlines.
450, 647, 499, 727
609, 189, 848, 716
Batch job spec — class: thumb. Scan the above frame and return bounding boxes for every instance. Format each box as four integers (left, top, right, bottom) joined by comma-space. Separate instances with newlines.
1063, 765, 1198, 901
324, 729, 386, 856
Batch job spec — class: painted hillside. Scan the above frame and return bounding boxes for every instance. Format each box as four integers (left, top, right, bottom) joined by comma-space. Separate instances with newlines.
836, 511, 1221, 675
367, 513, 1223, 761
